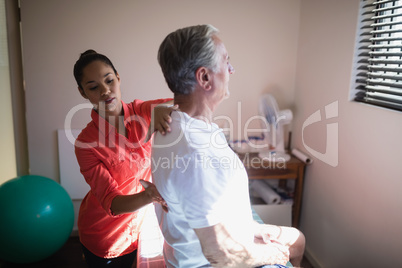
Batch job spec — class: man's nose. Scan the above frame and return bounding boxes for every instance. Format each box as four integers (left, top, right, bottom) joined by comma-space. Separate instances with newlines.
229, 63, 235, 74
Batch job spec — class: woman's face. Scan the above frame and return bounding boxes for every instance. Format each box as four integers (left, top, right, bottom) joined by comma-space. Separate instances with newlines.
79, 60, 122, 117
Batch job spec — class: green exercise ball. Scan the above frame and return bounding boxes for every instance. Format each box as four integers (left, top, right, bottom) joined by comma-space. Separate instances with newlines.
0, 175, 74, 264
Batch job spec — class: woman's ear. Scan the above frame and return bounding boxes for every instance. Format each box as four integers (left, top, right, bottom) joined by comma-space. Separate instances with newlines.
116, 72, 121, 82
195, 67, 212, 91
78, 87, 88, 99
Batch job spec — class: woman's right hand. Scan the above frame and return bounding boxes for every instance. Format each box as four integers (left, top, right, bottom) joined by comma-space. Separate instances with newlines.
140, 180, 168, 212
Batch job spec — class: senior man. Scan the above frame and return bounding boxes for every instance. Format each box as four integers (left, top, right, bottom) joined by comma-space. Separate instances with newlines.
151, 24, 305, 268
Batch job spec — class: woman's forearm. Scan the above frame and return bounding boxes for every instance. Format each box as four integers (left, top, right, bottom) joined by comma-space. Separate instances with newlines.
110, 192, 151, 216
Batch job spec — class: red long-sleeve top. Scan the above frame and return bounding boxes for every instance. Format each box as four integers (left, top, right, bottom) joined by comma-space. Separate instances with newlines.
75, 98, 169, 258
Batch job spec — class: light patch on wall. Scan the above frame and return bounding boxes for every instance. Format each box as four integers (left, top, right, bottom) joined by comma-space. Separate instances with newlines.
0, 0, 17, 183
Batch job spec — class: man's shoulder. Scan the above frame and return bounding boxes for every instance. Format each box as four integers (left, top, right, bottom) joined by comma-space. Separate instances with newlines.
153, 115, 186, 149
152, 111, 192, 151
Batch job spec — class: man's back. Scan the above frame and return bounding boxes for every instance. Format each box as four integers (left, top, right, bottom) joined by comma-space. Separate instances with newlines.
151, 111, 254, 268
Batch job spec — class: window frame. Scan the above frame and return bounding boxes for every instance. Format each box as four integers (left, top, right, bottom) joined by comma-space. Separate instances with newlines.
351, 0, 402, 112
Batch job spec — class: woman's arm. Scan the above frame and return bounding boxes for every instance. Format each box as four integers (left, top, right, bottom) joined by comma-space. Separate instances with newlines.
111, 192, 151, 216
110, 180, 168, 215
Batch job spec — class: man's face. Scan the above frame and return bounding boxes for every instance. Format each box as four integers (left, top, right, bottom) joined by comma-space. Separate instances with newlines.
209, 36, 235, 108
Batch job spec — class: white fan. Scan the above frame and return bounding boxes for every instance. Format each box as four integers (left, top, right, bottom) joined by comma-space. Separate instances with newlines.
258, 94, 293, 162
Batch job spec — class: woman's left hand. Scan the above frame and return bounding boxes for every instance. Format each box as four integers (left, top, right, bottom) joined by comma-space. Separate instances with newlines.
145, 103, 178, 142
153, 104, 179, 135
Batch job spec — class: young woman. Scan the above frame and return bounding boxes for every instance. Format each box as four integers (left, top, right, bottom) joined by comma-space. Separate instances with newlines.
73, 49, 175, 268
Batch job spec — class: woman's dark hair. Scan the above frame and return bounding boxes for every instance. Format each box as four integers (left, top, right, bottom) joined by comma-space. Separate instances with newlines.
73, 49, 117, 89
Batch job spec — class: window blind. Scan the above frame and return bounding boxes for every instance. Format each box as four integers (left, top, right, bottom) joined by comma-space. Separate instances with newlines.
354, 0, 402, 112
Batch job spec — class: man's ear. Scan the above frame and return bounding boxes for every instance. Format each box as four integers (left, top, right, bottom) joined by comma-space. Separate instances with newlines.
78, 87, 88, 99
195, 67, 212, 91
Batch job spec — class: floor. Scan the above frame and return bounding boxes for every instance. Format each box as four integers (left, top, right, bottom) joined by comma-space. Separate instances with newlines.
0, 236, 314, 268
0, 237, 85, 268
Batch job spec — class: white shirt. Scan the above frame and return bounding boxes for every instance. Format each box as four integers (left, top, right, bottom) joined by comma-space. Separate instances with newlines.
152, 111, 254, 268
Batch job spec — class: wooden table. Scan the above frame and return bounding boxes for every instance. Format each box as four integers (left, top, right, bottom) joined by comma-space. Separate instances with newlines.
237, 153, 306, 228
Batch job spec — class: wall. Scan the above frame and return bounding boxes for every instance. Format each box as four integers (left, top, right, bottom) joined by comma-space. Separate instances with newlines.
19, 0, 301, 182
0, 65, 16, 184
0, 69, 17, 184
0, 0, 17, 184
293, 0, 402, 267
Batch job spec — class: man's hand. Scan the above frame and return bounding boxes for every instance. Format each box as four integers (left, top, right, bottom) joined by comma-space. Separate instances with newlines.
253, 222, 291, 266
194, 222, 290, 267
262, 242, 290, 266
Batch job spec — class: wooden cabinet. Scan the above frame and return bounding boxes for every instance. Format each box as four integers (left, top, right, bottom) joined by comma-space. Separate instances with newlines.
238, 153, 306, 228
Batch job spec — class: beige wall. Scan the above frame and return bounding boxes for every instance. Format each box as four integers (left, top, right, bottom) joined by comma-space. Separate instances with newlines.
294, 0, 402, 267
0, 0, 17, 184
0, 65, 17, 184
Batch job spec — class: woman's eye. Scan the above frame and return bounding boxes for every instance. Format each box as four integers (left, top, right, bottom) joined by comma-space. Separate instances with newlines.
89, 86, 98, 90
107, 79, 113, 84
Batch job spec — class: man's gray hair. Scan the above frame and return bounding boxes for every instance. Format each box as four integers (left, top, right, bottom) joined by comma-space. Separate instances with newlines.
157, 24, 220, 95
